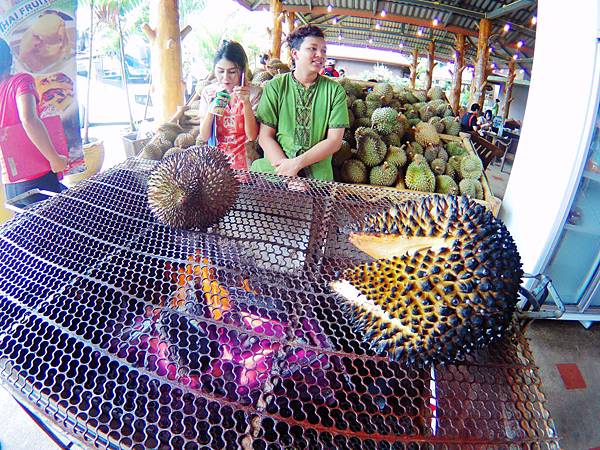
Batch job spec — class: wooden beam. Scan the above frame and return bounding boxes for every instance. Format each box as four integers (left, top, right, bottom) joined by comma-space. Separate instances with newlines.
449, 34, 466, 114
468, 18, 491, 108
502, 58, 516, 119
424, 40, 436, 92
409, 47, 418, 88
486, 0, 534, 19
286, 11, 296, 67
270, 0, 284, 59
283, 5, 479, 38
143, 0, 185, 124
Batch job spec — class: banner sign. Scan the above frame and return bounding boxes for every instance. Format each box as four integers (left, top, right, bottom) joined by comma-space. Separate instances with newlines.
0, 0, 84, 175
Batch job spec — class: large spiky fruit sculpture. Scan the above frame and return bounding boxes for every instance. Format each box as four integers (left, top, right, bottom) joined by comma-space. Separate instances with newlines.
330, 196, 523, 365
147, 145, 239, 230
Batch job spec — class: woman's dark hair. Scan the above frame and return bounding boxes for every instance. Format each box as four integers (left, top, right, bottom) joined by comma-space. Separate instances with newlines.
484, 109, 493, 119
259, 54, 269, 65
470, 103, 481, 112
286, 24, 325, 51
0, 38, 12, 75
214, 40, 248, 77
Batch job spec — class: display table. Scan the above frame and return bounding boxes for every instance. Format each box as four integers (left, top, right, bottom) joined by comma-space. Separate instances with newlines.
0, 159, 559, 449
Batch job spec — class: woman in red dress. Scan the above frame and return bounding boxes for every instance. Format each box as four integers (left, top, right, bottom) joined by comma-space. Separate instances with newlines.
198, 41, 261, 170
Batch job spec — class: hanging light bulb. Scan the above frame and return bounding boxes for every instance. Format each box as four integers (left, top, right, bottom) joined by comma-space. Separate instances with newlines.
531, 16, 537, 26
381, 9, 387, 17
432, 18, 439, 26
513, 54, 519, 60
338, 33, 342, 41
516, 40, 524, 48
417, 28, 423, 36
399, 42, 404, 48
519, 69, 525, 74
375, 21, 381, 30
503, 23, 511, 32
369, 37, 373, 44
488, 47, 493, 53
327, 4, 333, 13
490, 63, 496, 69
332, 17, 337, 25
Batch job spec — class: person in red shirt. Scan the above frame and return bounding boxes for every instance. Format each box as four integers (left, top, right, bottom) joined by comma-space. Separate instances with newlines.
320, 60, 339, 78
0, 38, 67, 207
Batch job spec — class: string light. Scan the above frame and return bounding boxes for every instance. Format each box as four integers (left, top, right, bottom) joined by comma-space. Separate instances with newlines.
369, 37, 373, 44
327, 4, 333, 13
399, 42, 404, 48
503, 23, 511, 32
516, 40, 524, 48
375, 21, 381, 30
432, 18, 439, 26
332, 17, 337, 24
490, 63, 496, 69
519, 69, 525, 74
513, 54, 519, 60
531, 16, 537, 25
338, 33, 342, 41
488, 47, 492, 53
417, 28, 423, 36
381, 9, 387, 17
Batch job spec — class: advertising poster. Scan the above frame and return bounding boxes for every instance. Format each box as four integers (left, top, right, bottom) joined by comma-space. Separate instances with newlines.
0, 0, 84, 174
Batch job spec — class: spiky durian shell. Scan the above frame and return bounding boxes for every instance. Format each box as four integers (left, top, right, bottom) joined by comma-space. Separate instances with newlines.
139, 143, 165, 161
405, 157, 435, 192
430, 158, 446, 175
415, 122, 440, 147
436, 174, 459, 194
446, 141, 467, 157
385, 145, 408, 169
369, 161, 398, 186
157, 122, 184, 142
174, 132, 196, 149
372, 82, 394, 104
147, 145, 239, 230
383, 132, 403, 148
442, 117, 460, 136
427, 86, 445, 101
332, 140, 353, 167
460, 154, 484, 180
330, 196, 523, 365
459, 178, 484, 200
341, 159, 368, 184
352, 99, 368, 118
163, 146, 185, 159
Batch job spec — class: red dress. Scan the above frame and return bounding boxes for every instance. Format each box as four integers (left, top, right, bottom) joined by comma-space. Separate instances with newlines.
199, 82, 261, 170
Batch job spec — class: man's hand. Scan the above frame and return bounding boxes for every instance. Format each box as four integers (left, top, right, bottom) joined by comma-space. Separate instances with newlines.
273, 157, 302, 177
50, 155, 68, 173
232, 85, 251, 105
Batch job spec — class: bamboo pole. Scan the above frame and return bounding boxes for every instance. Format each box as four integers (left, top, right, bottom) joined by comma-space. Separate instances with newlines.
502, 58, 516, 119
409, 47, 418, 89
424, 40, 436, 92
286, 11, 296, 67
468, 18, 491, 108
449, 34, 466, 115
142, 0, 186, 124
270, 0, 284, 59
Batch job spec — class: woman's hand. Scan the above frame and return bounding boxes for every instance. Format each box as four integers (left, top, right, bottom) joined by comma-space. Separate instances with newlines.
50, 155, 68, 173
273, 157, 302, 177
232, 85, 251, 105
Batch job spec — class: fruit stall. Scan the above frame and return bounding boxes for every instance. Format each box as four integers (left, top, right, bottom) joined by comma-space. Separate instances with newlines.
0, 0, 579, 449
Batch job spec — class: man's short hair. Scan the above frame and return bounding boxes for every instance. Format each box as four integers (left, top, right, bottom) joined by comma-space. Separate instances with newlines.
286, 24, 325, 51
470, 103, 481, 112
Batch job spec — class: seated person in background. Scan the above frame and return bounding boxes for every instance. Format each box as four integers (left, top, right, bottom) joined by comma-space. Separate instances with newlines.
477, 109, 493, 132
251, 25, 349, 180
492, 98, 500, 117
197, 40, 261, 170
320, 60, 339, 77
0, 38, 67, 206
338, 69, 346, 77
460, 103, 480, 132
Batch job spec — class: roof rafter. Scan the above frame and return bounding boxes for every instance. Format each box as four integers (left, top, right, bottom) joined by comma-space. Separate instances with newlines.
485, 0, 534, 19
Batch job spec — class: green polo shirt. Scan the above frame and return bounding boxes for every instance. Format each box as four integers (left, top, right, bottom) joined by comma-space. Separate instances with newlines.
251, 72, 349, 180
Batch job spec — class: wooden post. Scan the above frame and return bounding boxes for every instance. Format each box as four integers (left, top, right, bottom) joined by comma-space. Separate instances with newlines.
424, 40, 436, 92
468, 18, 491, 108
143, 0, 188, 124
502, 58, 516, 119
449, 34, 466, 115
270, 0, 284, 59
286, 11, 295, 67
409, 47, 418, 89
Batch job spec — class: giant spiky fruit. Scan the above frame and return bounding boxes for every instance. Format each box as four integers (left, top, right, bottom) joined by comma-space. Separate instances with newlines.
369, 161, 398, 186
139, 143, 165, 161
330, 196, 523, 365
459, 178, 484, 200
147, 145, 239, 230
252, 71, 273, 85
405, 155, 435, 192
427, 86, 445, 101
460, 154, 484, 180
373, 82, 394, 104
372, 107, 400, 135
174, 132, 196, 149
385, 145, 408, 169
332, 140, 353, 167
446, 141, 467, 157
341, 159, 368, 184
442, 117, 460, 136
157, 122, 184, 142
352, 99, 368, 118
436, 174, 459, 194
415, 122, 440, 147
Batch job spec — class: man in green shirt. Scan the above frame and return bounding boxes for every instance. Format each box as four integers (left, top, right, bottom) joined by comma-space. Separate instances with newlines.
251, 25, 349, 180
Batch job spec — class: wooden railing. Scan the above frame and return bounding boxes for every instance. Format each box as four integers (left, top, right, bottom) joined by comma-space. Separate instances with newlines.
469, 131, 506, 169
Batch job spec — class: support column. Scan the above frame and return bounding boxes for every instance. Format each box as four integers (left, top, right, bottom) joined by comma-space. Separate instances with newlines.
270, 0, 284, 59
449, 34, 466, 115
286, 11, 296, 67
409, 48, 418, 89
468, 18, 491, 108
502, 58, 516, 119
424, 40, 436, 92
143, 0, 190, 124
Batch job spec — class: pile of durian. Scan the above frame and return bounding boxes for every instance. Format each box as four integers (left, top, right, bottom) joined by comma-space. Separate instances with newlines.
333, 80, 485, 200
139, 122, 204, 161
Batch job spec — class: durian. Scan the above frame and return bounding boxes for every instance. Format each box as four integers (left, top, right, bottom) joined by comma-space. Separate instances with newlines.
459, 178, 484, 200
147, 145, 239, 230
341, 159, 368, 184
332, 140, 353, 167
442, 117, 460, 136
330, 196, 523, 365
372, 83, 394, 104
430, 158, 446, 175
369, 161, 398, 186
139, 143, 165, 161
427, 86, 445, 101
352, 99, 368, 118
435, 174, 459, 194
446, 141, 467, 157
372, 107, 400, 136
174, 132, 196, 149
157, 122, 184, 142
163, 146, 185, 159
415, 122, 441, 147
383, 132, 402, 148
405, 156, 435, 192
385, 145, 407, 169
459, 154, 484, 180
